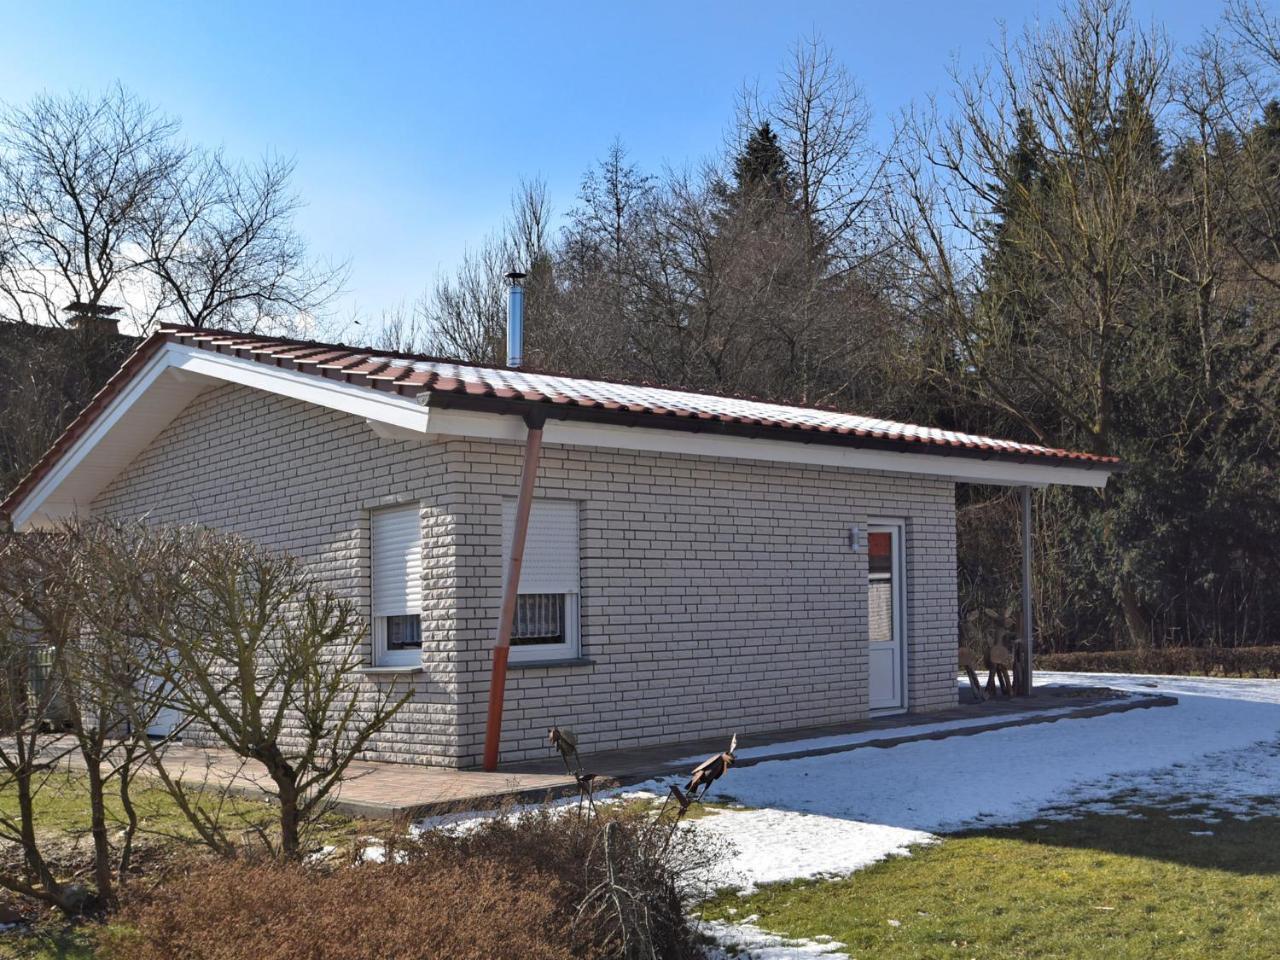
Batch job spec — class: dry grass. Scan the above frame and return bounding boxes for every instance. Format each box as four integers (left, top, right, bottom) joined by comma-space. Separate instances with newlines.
102, 858, 580, 960
105, 802, 711, 960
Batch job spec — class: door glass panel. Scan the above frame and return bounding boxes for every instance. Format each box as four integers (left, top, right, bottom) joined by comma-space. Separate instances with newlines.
868, 530, 894, 644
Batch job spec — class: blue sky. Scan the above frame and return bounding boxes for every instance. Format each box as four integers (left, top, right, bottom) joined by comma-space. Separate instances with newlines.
2, 1, 1222, 324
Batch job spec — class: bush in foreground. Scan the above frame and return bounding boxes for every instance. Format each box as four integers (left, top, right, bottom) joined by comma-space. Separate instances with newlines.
108, 802, 709, 960
105, 859, 581, 960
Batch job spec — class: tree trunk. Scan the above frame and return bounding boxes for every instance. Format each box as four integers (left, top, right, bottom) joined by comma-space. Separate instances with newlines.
84, 754, 115, 909
118, 758, 140, 881
1100, 484, 1151, 647
276, 777, 301, 860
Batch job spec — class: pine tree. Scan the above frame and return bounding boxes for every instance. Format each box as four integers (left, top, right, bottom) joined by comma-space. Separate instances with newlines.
729, 122, 796, 207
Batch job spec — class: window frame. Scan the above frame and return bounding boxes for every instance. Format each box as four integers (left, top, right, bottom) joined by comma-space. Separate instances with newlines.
370, 504, 425, 668
508, 591, 581, 664
501, 498, 582, 665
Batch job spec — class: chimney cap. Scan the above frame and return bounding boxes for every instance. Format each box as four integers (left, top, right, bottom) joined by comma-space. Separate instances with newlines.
63, 301, 122, 317
504, 270, 527, 282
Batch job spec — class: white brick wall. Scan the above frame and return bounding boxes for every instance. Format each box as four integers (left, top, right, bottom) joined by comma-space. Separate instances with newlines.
92, 383, 959, 768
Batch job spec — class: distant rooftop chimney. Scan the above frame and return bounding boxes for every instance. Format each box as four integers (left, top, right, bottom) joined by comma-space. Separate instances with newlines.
63, 302, 122, 337
505, 271, 526, 368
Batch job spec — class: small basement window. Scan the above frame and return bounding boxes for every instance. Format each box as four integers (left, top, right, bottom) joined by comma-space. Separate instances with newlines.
371, 505, 424, 667
502, 500, 580, 663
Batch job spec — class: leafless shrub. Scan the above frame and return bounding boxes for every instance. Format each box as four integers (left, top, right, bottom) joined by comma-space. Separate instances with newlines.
122, 525, 410, 860
0, 521, 182, 914
415, 801, 712, 960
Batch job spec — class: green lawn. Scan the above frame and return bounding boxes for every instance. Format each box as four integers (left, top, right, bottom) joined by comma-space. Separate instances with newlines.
702, 808, 1280, 958
0, 774, 365, 959
0, 772, 272, 841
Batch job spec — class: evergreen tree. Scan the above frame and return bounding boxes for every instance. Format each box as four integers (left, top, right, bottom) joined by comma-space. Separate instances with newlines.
729, 122, 796, 207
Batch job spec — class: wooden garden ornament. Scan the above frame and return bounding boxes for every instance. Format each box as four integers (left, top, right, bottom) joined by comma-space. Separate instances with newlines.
958, 647, 985, 702
685, 733, 738, 800
986, 641, 1013, 697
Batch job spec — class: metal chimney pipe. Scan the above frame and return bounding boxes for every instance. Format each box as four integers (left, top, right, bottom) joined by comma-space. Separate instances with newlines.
505, 270, 526, 368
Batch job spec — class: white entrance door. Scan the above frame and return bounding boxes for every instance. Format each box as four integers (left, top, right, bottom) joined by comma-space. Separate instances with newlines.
867, 522, 905, 712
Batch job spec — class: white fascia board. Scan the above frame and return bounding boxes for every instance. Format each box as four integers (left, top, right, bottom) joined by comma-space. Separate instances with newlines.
170, 346, 430, 434
423, 406, 1110, 489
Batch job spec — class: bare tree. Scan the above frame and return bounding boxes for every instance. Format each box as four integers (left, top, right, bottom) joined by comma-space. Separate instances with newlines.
135, 151, 342, 333
133, 528, 409, 860
0, 523, 184, 914
738, 35, 889, 265
0, 532, 86, 914
0, 85, 341, 334
0, 85, 184, 328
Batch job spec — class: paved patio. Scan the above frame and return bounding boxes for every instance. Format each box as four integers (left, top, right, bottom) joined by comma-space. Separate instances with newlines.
65, 682, 1175, 820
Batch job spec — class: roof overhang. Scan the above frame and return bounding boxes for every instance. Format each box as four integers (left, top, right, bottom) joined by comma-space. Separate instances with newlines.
5, 341, 430, 531
419, 399, 1113, 489
4, 336, 1112, 531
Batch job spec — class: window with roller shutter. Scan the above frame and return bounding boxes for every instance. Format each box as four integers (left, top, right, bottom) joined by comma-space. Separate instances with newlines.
501, 499, 580, 662
370, 505, 423, 667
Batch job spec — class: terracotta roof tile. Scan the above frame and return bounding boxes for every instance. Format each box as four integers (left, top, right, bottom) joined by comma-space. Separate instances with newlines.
0, 324, 1121, 521
137, 325, 1114, 466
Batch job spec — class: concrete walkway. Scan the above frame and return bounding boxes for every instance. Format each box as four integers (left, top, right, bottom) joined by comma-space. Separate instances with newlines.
507, 684, 1176, 782
141, 744, 579, 820
67, 683, 1175, 820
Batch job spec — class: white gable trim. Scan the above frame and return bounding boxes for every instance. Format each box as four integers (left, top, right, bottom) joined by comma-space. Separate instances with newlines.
170, 347, 429, 434
9, 343, 430, 531
420, 406, 1110, 489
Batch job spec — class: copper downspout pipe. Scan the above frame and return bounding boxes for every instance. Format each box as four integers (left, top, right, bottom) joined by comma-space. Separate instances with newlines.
482, 415, 544, 771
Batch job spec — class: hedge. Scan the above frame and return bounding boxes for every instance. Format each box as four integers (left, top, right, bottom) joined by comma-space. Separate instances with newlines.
1039, 646, 1280, 678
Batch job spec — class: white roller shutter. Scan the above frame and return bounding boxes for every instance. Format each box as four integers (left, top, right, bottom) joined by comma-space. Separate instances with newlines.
371, 505, 423, 617
501, 499, 579, 595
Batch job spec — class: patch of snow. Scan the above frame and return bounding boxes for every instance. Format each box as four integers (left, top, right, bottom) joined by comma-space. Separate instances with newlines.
304, 844, 336, 864
677, 674, 1280, 836
1044, 671, 1280, 705
699, 918, 849, 959
689, 807, 934, 893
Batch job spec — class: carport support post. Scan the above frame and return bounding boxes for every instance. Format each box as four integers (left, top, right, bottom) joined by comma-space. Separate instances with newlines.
1021, 485, 1034, 695
483, 414, 545, 771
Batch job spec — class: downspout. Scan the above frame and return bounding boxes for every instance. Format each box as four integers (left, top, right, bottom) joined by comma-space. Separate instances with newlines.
1020, 486, 1034, 695
483, 414, 543, 770
483, 270, 535, 771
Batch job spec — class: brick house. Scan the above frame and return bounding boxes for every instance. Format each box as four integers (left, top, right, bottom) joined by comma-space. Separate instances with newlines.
0, 324, 1118, 769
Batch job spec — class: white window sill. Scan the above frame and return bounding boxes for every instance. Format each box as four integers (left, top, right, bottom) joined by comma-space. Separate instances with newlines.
507, 657, 594, 670
359, 664, 425, 675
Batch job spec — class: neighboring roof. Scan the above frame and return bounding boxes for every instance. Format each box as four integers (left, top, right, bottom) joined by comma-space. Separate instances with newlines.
0, 324, 1120, 528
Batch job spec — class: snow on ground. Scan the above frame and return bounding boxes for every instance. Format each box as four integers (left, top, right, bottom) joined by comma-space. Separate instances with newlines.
701, 917, 848, 959
679, 672, 1280, 957
410, 673, 1280, 958
631, 673, 1280, 897
690, 807, 934, 892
